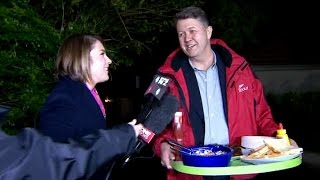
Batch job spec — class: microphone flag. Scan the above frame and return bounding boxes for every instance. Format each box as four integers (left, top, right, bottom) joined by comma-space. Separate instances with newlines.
144, 75, 170, 100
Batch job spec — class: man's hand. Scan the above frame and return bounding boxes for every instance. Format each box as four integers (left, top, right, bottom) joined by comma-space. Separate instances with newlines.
160, 141, 176, 169
289, 138, 299, 147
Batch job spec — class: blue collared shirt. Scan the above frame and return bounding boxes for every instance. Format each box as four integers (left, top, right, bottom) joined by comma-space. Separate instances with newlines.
189, 52, 229, 145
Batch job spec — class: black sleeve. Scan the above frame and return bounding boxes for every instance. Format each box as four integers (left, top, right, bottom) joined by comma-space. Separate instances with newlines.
0, 125, 136, 180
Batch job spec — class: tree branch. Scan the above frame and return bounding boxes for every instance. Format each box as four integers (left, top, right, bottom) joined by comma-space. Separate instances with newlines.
111, 0, 133, 41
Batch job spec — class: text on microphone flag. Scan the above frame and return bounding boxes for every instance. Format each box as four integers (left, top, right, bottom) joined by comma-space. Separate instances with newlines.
144, 75, 171, 100
139, 127, 155, 143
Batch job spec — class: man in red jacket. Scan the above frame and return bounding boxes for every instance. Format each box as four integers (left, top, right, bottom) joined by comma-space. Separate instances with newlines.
151, 6, 288, 180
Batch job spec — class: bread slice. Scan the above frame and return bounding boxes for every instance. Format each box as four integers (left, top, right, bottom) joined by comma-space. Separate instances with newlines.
247, 145, 270, 159
245, 138, 292, 159
264, 138, 290, 152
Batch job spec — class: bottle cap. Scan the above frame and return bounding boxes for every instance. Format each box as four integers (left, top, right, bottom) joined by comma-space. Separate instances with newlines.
279, 123, 284, 129
175, 111, 182, 117
276, 129, 287, 135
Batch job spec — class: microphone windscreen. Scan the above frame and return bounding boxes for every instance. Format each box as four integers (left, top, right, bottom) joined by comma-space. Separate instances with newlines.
143, 94, 179, 134
136, 94, 155, 124
136, 75, 172, 124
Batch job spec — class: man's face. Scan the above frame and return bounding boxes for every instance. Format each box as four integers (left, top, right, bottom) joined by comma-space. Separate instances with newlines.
176, 18, 212, 59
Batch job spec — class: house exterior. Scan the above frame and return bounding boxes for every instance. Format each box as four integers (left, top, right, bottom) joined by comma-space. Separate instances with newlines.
246, 42, 320, 94
252, 64, 320, 94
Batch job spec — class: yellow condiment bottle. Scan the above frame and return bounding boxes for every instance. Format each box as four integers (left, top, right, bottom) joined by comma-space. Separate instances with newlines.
276, 123, 290, 145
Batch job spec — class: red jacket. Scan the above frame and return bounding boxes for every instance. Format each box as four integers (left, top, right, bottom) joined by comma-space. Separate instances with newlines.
152, 39, 279, 180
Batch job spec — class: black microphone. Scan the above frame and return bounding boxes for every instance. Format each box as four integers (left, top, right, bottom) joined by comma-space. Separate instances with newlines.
133, 74, 174, 153
122, 93, 179, 166
118, 74, 177, 168
136, 74, 172, 124
139, 93, 179, 143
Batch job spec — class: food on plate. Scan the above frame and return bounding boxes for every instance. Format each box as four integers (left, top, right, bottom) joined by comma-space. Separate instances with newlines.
247, 145, 281, 159
193, 149, 227, 156
246, 139, 293, 159
264, 138, 291, 152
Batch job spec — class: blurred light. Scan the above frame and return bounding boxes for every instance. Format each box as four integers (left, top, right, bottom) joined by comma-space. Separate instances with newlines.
105, 97, 112, 103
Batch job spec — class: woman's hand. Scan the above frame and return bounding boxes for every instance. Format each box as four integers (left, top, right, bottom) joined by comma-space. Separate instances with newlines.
128, 119, 143, 137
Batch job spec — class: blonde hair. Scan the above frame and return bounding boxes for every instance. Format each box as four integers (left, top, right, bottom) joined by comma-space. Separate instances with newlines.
55, 34, 105, 83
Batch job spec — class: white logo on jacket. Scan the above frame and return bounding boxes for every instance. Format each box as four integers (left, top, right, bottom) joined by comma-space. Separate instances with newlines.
238, 84, 248, 92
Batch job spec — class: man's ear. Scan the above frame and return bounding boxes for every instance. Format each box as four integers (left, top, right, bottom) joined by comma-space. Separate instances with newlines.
207, 26, 213, 39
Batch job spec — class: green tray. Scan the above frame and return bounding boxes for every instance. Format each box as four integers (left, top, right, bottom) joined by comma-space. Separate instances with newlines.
171, 156, 302, 176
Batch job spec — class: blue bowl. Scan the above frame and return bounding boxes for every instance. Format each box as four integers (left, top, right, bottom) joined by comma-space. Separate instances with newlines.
181, 144, 233, 167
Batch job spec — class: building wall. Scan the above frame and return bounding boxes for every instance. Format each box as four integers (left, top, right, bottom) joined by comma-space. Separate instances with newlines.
251, 65, 320, 94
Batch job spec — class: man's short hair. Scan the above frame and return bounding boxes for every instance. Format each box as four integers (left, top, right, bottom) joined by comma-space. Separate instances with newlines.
175, 6, 209, 27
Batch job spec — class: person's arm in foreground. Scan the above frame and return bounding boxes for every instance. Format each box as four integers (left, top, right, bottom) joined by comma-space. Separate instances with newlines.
0, 120, 142, 180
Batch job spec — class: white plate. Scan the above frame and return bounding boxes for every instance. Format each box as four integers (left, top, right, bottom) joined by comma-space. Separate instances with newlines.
240, 148, 303, 165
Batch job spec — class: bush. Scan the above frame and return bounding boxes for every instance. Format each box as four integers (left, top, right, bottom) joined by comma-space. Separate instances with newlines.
0, 1, 60, 134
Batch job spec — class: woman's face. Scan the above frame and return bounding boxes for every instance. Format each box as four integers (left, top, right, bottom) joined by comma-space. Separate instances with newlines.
89, 40, 112, 87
